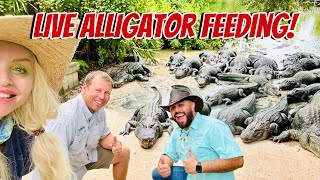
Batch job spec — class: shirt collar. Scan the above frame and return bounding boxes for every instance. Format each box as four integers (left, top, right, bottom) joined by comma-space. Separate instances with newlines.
77, 94, 93, 120
189, 112, 201, 130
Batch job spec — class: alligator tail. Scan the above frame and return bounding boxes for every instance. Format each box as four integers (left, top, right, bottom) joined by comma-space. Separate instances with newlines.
151, 86, 162, 105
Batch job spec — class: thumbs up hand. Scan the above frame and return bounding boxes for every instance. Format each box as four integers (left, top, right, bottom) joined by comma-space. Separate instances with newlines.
158, 157, 171, 178
112, 136, 122, 156
183, 149, 198, 174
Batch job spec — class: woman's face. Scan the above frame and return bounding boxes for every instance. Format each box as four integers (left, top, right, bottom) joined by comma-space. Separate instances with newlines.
0, 40, 34, 119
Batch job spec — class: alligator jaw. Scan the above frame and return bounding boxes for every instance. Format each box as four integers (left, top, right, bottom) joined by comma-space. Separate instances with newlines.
139, 138, 157, 149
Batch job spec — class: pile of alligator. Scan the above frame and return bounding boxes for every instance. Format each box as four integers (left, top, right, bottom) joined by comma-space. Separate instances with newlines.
112, 50, 320, 158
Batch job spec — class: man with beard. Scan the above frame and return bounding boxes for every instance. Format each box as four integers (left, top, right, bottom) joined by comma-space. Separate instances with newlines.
152, 85, 244, 180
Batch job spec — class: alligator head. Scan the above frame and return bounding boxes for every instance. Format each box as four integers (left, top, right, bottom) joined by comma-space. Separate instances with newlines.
282, 56, 299, 67
287, 88, 306, 102
255, 66, 274, 80
279, 79, 298, 90
281, 66, 302, 78
196, 74, 210, 88
205, 95, 222, 106
175, 65, 191, 79
134, 117, 163, 149
230, 64, 247, 74
167, 59, 184, 71
240, 119, 279, 143
218, 53, 231, 63
112, 71, 134, 88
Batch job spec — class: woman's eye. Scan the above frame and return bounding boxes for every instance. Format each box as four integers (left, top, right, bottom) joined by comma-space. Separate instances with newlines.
11, 66, 28, 74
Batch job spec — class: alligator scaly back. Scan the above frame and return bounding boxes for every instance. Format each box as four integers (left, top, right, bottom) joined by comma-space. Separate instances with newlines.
272, 92, 320, 158
240, 96, 289, 143
216, 93, 256, 135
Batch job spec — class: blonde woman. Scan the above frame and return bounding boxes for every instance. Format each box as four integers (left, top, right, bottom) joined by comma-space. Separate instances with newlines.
0, 16, 79, 180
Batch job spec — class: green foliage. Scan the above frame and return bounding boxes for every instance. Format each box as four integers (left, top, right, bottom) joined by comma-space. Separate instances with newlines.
72, 59, 89, 78
236, 0, 312, 12
96, 39, 162, 65
0, 0, 37, 15
315, 14, 320, 38
133, 0, 246, 51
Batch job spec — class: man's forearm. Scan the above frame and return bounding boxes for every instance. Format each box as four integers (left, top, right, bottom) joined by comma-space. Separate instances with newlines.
202, 156, 244, 173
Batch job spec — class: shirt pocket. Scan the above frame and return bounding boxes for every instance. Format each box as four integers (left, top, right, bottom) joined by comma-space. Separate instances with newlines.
192, 132, 205, 147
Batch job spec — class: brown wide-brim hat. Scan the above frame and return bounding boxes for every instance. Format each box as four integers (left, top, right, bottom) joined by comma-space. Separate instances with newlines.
0, 15, 80, 92
160, 85, 203, 112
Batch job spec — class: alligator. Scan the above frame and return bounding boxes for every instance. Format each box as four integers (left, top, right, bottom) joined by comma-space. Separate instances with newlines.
186, 87, 212, 116
119, 86, 173, 149
199, 51, 217, 65
216, 73, 281, 96
281, 65, 304, 78
248, 54, 278, 70
249, 65, 279, 80
281, 58, 320, 77
217, 48, 237, 63
205, 82, 259, 106
200, 101, 212, 116
240, 96, 289, 143
174, 56, 203, 79
279, 70, 320, 90
195, 65, 222, 88
112, 62, 152, 88
282, 52, 320, 68
224, 56, 251, 74
166, 51, 186, 71
216, 93, 256, 135
272, 91, 320, 158
287, 83, 320, 103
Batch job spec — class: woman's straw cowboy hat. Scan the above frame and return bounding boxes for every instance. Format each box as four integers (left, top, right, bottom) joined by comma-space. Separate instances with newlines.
0, 15, 80, 92
161, 85, 204, 112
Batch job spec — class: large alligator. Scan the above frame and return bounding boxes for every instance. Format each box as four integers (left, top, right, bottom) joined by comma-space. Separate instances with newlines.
272, 91, 320, 158
205, 82, 258, 106
250, 65, 279, 80
216, 93, 256, 135
279, 70, 320, 90
119, 86, 173, 149
280, 65, 304, 78
112, 62, 152, 88
281, 58, 320, 77
240, 96, 289, 143
217, 48, 237, 63
248, 54, 278, 70
199, 51, 217, 65
224, 56, 251, 74
166, 51, 186, 71
216, 73, 281, 96
195, 65, 222, 88
282, 52, 320, 68
287, 83, 320, 103
174, 56, 203, 79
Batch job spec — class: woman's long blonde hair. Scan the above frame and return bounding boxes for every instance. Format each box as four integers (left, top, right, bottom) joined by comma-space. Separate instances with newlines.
0, 57, 75, 179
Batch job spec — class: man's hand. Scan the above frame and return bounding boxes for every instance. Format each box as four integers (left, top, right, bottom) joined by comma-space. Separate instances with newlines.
184, 149, 198, 174
158, 157, 171, 178
111, 136, 122, 156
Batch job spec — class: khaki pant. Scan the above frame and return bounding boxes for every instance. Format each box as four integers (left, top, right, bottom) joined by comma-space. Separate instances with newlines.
86, 146, 113, 170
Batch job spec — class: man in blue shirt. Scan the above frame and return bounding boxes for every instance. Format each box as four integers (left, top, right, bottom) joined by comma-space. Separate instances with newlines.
152, 85, 244, 180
